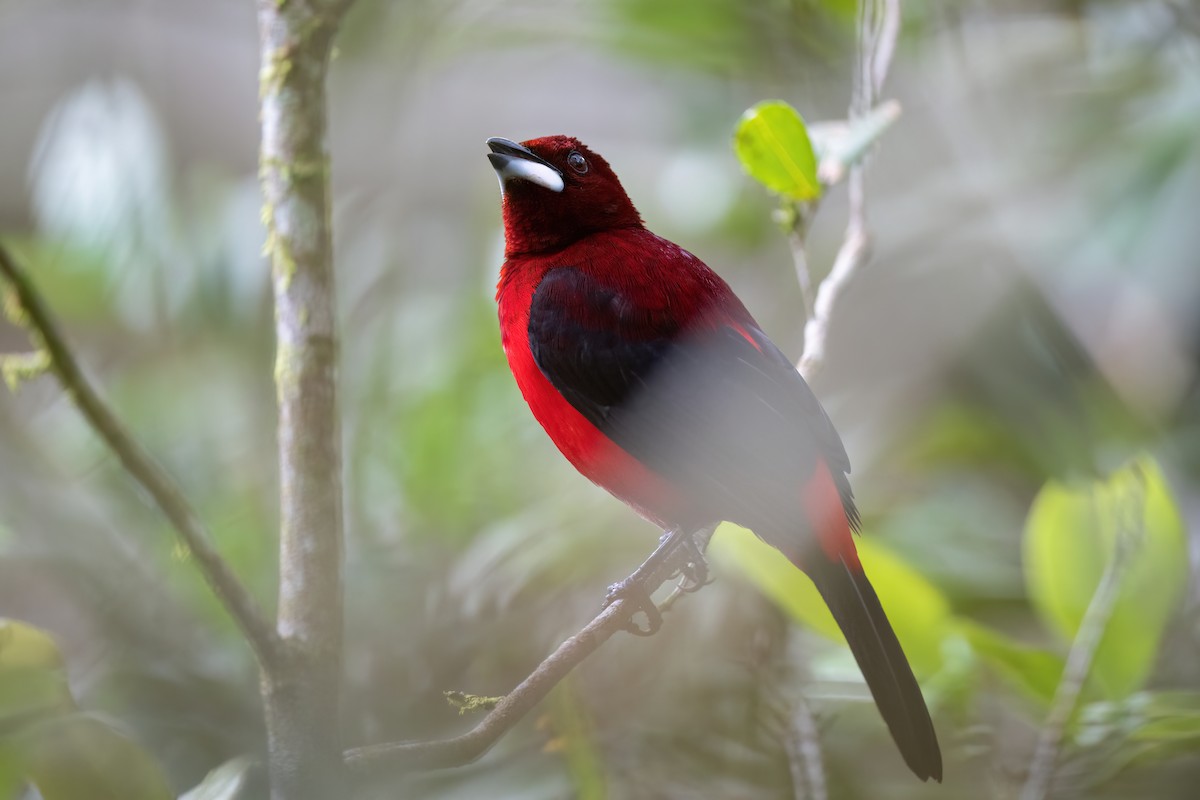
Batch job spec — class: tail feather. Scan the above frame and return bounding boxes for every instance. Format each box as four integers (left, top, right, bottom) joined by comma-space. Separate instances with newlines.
806, 554, 943, 782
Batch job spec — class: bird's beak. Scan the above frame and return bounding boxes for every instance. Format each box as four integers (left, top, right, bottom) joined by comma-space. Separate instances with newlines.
487, 137, 565, 193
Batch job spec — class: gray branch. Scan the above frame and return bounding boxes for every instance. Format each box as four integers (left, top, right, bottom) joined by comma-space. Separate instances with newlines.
795, 0, 902, 383
256, 0, 357, 797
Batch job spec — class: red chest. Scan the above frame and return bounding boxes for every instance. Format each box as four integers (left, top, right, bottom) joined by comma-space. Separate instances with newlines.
495, 232, 703, 527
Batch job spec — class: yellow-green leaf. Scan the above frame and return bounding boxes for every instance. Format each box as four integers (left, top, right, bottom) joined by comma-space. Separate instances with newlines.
23, 714, 173, 800
733, 101, 821, 201
709, 524, 950, 677
0, 619, 73, 721
1023, 455, 1187, 699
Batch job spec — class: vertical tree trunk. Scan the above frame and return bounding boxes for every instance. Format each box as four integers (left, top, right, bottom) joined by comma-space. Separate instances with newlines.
256, 1, 353, 796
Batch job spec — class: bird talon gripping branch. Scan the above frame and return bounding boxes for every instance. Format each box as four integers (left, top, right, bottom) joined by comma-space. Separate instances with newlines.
488, 135, 942, 782
603, 579, 663, 636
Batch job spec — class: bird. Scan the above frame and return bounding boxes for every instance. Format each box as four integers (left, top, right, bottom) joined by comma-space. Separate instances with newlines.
487, 134, 942, 782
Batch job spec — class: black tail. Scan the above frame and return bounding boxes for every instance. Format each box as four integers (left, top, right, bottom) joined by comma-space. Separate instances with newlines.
806, 554, 943, 782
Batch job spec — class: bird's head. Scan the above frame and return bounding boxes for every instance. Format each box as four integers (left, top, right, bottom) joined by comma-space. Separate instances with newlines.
487, 135, 642, 256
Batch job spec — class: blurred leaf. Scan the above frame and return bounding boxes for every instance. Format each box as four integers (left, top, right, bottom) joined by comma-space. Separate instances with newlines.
1023, 455, 1187, 699
905, 403, 1045, 478
0, 747, 22, 799
0, 619, 65, 673
0, 619, 73, 721
2, 622, 172, 800
383, 298, 534, 543
180, 756, 256, 800
734, 101, 821, 201
602, 0, 853, 75
958, 620, 1064, 705
807, 100, 902, 185
0, 237, 117, 322
709, 525, 951, 677
548, 679, 606, 800
605, 0, 750, 72
1133, 713, 1200, 744
1074, 692, 1200, 772
23, 714, 173, 800
1125, 692, 1200, 745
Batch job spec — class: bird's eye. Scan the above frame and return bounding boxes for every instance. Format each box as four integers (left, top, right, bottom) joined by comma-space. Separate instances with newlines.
566, 151, 588, 174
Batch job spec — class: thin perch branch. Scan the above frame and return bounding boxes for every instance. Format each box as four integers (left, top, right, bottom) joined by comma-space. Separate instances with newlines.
0, 243, 282, 670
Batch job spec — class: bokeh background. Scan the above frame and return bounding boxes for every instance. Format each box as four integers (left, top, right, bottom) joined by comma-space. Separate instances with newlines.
1, 0, 1199, 797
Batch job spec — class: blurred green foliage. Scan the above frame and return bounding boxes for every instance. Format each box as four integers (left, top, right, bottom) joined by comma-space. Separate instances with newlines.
0, 620, 173, 800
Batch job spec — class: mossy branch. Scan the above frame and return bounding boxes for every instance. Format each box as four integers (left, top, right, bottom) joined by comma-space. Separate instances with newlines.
255, 0, 357, 796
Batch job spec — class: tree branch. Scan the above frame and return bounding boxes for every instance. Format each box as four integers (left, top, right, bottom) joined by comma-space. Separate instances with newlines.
256, 0, 356, 797
0, 243, 282, 670
794, 0, 902, 382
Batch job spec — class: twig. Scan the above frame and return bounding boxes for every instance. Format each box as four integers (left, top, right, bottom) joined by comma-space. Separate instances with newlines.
788, 208, 818, 322
256, 0, 356, 797
0, 243, 282, 670
1020, 482, 1145, 800
794, 0, 901, 382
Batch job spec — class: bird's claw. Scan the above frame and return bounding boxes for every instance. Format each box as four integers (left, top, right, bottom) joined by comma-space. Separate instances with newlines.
671, 533, 712, 593
603, 579, 663, 636
602, 526, 714, 636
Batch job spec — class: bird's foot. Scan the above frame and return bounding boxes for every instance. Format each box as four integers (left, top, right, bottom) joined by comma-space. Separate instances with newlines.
603, 578, 663, 636
671, 531, 712, 593
602, 526, 717, 635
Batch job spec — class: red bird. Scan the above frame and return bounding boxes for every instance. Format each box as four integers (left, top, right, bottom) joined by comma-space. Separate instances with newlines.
487, 135, 942, 782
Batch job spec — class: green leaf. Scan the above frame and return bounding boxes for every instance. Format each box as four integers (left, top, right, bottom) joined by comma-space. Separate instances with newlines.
22, 714, 173, 800
1, 621, 170, 800
958, 620, 1064, 706
709, 524, 951, 677
733, 101, 821, 201
0, 619, 73, 722
0, 746, 24, 800
180, 756, 257, 800
1023, 455, 1187, 699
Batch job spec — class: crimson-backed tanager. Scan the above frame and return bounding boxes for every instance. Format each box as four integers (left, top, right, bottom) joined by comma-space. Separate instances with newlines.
487, 135, 942, 782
